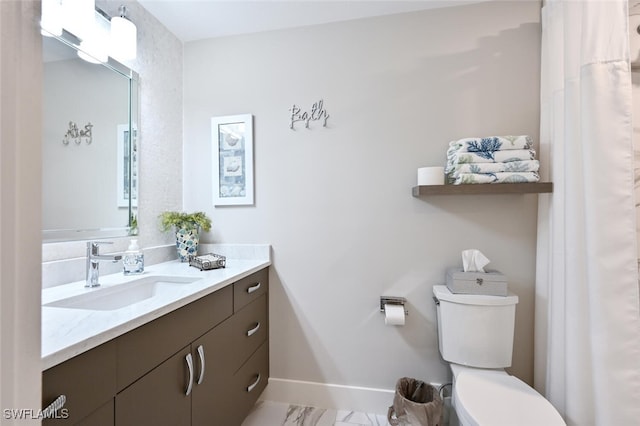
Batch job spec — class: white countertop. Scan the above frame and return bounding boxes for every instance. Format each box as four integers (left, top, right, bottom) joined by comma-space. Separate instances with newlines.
42, 256, 270, 370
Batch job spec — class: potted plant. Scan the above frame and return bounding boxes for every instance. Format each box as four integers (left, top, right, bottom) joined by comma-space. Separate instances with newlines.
160, 211, 212, 262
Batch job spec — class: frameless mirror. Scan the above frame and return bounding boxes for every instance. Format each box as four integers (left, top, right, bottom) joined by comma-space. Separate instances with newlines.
42, 29, 139, 242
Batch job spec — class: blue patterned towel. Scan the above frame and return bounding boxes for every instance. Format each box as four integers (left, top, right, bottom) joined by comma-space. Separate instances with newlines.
448, 160, 539, 177
449, 135, 533, 153
453, 172, 540, 185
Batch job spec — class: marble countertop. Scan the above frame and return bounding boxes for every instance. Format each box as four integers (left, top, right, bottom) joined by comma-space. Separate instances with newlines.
42, 246, 270, 370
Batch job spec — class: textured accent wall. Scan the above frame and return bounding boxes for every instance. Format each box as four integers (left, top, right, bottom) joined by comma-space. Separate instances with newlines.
184, 1, 541, 390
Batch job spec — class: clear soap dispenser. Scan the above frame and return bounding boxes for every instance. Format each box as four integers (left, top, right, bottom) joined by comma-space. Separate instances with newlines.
123, 239, 144, 275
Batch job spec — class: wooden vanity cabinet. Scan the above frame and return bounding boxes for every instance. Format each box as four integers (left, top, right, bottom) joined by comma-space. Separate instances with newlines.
43, 267, 269, 426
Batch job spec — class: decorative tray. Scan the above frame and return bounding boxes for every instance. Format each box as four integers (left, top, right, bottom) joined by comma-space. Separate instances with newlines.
188, 253, 226, 271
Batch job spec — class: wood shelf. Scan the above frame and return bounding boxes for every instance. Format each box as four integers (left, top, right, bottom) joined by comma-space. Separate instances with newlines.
412, 182, 553, 196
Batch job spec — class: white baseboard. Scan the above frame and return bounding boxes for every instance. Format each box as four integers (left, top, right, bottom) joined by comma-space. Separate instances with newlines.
260, 378, 396, 415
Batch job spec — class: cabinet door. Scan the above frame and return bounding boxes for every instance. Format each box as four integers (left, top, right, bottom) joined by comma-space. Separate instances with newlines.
43, 340, 116, 426
191, 317, 235, 426
115, 346, 192, 426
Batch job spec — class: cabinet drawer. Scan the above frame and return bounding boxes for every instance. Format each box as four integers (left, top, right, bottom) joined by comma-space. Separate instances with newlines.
231, 294, 268, 373
42, 340, 116, 426
233, 268, 268, 312
116, 285, 233, 391
231, 342, 269, 425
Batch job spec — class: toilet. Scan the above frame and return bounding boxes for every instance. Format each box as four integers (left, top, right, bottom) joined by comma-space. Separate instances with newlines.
433, 285, 565, 426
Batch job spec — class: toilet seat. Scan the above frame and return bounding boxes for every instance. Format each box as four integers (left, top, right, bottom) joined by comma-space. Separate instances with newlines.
453, 367, 565, 426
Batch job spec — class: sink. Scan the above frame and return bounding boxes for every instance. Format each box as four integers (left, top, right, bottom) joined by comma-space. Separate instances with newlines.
44, 276, 200, 311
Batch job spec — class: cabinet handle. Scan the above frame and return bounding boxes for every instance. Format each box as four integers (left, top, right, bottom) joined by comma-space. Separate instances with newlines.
247, 373, 261, 393
185, 353, 194, 396
247, 322, 261, 337
42, 394, 66, 419
196, 345, 205, 385
247, 282, 261, 294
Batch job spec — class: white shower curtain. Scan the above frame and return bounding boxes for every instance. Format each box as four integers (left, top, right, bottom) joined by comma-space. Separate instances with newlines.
535, 1, 640, 424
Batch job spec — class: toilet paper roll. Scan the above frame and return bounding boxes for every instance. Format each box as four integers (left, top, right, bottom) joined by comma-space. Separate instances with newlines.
384, 304, 406, 326
417, 167, 444, 185
631, 15, 640, 65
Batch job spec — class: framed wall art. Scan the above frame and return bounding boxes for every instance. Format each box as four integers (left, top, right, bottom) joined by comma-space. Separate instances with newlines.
117, 123, 138, 208
211, 114, 254, 206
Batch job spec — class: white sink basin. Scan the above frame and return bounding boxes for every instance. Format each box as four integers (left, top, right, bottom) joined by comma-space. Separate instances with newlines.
44, 275, 200, 311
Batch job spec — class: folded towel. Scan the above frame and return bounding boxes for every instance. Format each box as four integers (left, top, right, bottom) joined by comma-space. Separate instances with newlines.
447, 148, 536, 164
453, 172, 540, 185
448, 160, 540, 177
449, 135, 533, 154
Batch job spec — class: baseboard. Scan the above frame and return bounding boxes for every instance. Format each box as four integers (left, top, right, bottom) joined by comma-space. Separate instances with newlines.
260, 378, 396, 415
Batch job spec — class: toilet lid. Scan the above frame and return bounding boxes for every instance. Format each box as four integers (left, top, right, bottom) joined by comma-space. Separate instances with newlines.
454, 369, 566, 426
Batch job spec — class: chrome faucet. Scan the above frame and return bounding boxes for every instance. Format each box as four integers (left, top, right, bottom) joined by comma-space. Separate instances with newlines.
86, 241, 123, 287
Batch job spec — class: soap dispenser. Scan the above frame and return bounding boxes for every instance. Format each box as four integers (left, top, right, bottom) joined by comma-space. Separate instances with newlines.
123, 239, 144, 275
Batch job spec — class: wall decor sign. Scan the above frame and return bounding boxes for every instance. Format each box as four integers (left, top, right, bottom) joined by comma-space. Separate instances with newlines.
117, 123, 138, 208
212, 114, 254, 206
289, 99, 330, 130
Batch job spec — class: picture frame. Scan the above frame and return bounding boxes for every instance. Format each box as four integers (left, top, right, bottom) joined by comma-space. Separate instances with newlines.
212, 114, 254, 206
117, 123, 138, 208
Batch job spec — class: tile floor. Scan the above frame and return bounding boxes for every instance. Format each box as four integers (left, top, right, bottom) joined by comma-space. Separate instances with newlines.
241, 401, 391, 426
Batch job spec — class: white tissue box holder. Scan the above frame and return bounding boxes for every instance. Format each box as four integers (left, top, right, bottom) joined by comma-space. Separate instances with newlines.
445, 267, 508, 296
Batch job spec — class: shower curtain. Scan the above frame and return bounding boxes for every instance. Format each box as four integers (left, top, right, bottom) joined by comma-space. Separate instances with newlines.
535, 1, 640, 424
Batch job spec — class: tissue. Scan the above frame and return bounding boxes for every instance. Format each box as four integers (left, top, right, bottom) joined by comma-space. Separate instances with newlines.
384, 304, 406, 326
461, 249, 490, 272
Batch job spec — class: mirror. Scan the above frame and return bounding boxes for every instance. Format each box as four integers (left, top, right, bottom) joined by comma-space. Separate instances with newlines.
42, 30, 139, 242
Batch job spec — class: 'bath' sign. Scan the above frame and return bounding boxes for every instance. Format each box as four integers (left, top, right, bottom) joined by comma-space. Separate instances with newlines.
289, 99, 330, 130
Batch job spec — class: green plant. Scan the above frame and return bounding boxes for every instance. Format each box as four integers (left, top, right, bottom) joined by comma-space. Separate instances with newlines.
159, 211, 212, 232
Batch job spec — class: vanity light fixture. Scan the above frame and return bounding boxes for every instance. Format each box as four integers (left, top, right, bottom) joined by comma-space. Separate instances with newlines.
62, 0, 96, 43
40, 1, 137, 64
77, 8, 110, 64
40, 0, 63, 37
110, 5, 137, 61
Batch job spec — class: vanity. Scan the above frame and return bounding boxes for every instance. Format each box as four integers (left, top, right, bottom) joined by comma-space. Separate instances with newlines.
42, 259, 270, 426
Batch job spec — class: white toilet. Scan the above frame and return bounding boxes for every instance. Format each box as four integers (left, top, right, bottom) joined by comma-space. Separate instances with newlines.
432, 285, 566, 426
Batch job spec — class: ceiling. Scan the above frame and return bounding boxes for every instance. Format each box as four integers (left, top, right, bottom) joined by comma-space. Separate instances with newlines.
136, 0, 487, 42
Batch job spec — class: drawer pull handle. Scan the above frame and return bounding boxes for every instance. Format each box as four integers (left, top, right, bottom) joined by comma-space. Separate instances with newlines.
196, 345, 206, 385
185, 353, 194, 396
247, 373, 261, 392
247, 282, 261, 294
247, 322, 261, 337
42, 394, 66, 419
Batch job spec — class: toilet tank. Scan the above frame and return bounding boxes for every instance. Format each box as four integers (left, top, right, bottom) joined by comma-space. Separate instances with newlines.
433, 285, 519, 369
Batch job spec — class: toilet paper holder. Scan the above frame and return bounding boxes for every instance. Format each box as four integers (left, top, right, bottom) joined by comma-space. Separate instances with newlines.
380, 296, 408, 315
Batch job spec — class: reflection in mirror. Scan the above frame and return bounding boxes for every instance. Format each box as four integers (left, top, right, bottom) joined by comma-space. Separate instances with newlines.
42, 31, 139, 242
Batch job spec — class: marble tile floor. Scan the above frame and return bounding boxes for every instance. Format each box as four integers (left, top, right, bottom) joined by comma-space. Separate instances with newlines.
241, 401, 391, 426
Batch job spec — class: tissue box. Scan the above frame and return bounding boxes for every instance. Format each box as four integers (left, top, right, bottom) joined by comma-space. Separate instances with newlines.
446, 267, 508, 296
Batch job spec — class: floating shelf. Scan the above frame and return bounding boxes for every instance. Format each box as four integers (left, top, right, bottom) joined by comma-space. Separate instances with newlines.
412, 182, 553, 196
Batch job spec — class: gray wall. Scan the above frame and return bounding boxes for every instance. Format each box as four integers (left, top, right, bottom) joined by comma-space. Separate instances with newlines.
184, 1, 541, 388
